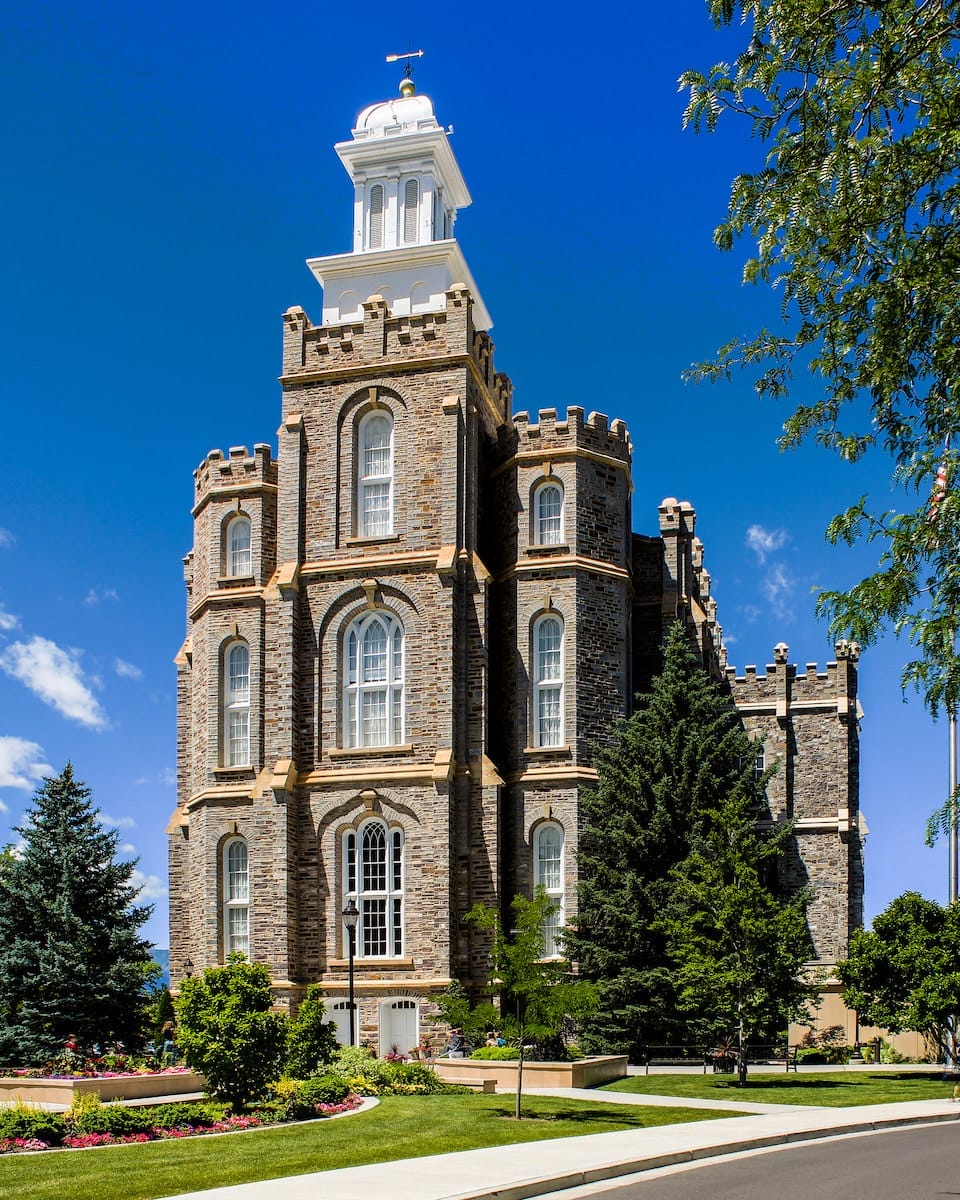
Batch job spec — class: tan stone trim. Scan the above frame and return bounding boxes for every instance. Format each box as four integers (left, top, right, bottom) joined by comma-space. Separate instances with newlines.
735, 699, 845, 715
189, 588, 264, 620
300, 549, 437, 577
327, 959, 415, 970
496, 555, 631, 584
327, 744, 414, 760
173, 637, 192, 668
319, 978, 454, 993
471, 551, 492, 584
184, 785, 257, 812
216, 574, 255, 588
279, 352, 505, 432
489, 446, 631, 481
268, 759, 298, 794
506, 765, 600, 784
523, 745, 572, 757
345, 533, 401, 547
164, 805, 189, 835
192, 481, 278, 518
299, 763, 436, 787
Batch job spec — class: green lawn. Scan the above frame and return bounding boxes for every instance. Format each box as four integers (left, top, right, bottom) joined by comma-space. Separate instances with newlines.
602, 1070, 955, 1107
0, 1094, 731, 1200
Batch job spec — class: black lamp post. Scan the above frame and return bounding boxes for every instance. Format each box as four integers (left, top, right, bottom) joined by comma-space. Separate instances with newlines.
342, 899, 360, 1046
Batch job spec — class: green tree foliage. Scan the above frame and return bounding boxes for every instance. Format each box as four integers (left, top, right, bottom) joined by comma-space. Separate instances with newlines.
151, 987, 176, 1055
467, 890, 597, 1119
285, 984, 339, 1079
566, 623, 771, 1057
175, 956, 287, 1107
838, 891, 960, 1060
0, 765, 156, 1066
658, 783, 815, 1085
683, 1, 960, 737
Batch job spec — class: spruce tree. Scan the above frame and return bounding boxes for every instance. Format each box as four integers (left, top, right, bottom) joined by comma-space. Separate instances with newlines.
0, 764, 155, 1066
566, 623, 769, 1058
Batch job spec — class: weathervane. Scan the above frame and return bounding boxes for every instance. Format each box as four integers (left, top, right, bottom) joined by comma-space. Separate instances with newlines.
386, 49, 424, 82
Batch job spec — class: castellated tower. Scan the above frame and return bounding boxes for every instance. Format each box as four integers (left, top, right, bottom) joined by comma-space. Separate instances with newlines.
169, 78, 863, 1049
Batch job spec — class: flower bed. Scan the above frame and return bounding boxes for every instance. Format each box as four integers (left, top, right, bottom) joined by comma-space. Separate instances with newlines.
0, 1070, 205, 1105
433, 1054, 628, 1090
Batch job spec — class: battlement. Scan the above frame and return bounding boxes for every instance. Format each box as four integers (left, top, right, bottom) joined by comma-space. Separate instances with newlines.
193, 443, 277, 506
725, 641, 860, 704
508, 406, 632, 461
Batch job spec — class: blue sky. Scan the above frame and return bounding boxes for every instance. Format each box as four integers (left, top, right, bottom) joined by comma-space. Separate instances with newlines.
0, 0, 948, 949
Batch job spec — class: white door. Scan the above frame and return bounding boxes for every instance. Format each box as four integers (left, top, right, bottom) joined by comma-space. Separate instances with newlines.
379, 999, 417, 1057
330, 1001, 352, 1046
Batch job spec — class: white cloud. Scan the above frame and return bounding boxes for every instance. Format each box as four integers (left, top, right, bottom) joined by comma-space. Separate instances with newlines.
114, 658, 143, 681
0, 529, 14, 549
103, 813, 136, 830
0, 637, 109, 729
120, 842, 137, 855
0, 606, 19, 632
763, 563, 796, 621
160, 766, 176, 787
131, 869, 168, 901
0, 736, 51, 795
746, 524, 790, 563
739, 604, 762, 624
83, 587, 119, 607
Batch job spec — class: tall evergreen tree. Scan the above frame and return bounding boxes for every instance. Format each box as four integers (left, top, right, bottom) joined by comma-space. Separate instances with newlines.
566, 623, 773, 1057
0, 764, 155, 1065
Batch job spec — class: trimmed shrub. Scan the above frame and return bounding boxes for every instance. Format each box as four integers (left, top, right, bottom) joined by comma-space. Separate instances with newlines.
286, 986, 339, 1079
0, 1104, 66, 1144
470, 1046, 520, 1061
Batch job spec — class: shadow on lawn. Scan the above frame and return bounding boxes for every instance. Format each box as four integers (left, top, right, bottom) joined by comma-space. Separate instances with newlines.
492, 1106, 649, 1126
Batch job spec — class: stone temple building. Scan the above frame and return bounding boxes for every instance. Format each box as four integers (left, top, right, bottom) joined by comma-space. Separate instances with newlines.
168, 78, 864, 1051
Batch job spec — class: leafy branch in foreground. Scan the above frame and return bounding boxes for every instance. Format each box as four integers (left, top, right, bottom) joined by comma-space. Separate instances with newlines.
683, 1, 960, 743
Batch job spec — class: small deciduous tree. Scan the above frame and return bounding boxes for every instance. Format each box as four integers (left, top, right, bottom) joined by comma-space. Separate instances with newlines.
0, 764, 156, 1066
285, 984, 339, 1079
467, 890, 597, 1119
659, 786, 815, 1085
175, 956, 287, 1107
838, 891, 960, 1062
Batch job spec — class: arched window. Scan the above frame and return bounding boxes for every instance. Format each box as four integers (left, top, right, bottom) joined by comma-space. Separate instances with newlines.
402, 178, 419, 245
534, 482, 563, 546
223, 837, 249, 957
534, 823, 564, 958
224, 641, 251, 766
368, 184, 384, 250
226, 514, 252, 577
344, 611, 404, 748
344, 820, 404, 958
533, 616, 563, 747
357, 411, 393, 537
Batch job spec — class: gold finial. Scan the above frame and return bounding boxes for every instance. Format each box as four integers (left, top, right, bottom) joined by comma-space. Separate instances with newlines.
386, 49, 424, 95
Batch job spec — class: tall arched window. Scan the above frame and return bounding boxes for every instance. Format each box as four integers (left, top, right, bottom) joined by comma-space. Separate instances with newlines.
344, 820, 404, 958
402, 178, 419, 245
223, 837, 249, 957
226, 514, 252, 577
224, 641, 251, 766
533, 616, 563, 747
357, 411, 394, 537
534, 482, 563, 546
344, 611, 404, 748
368, 184, 384, 249
534, 822, 564, 958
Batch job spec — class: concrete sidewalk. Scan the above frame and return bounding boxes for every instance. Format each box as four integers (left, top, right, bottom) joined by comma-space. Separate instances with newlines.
159, 1092, 960, 1200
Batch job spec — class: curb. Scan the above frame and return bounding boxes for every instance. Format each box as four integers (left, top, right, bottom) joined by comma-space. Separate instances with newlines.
438, 1110, 960, 1200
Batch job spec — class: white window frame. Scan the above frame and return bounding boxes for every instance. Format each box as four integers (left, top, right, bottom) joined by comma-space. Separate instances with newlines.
343, 820, 404, 959
224, 640, 251, 766
357, 410, 394, 538
533, 481, 564, 546
533, 615, 564, 748
223, 836, 249, 958
343, 610, 404, 749
225, 514, 252, 577
754, 740, 766, 782
533, 822, 564, 958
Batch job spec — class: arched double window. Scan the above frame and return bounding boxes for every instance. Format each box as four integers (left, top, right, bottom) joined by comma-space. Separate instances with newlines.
533, 616, 563, 747
344, 820, 404, 958
533, 822, 564, 958
357, 411, 394, 537
222, 837, 249, 957
225, 514, 252, 577
533, 482, 563, 546
224, 641, 251, 766
344, 611, 404, 748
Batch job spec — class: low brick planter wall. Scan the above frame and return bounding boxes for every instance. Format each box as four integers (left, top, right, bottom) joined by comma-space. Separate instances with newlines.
0, 1072, 206, 1106
433, 1055, 627, 1089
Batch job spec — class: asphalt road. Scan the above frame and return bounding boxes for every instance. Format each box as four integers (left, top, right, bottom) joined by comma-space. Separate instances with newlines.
551, 1122, 960, 1200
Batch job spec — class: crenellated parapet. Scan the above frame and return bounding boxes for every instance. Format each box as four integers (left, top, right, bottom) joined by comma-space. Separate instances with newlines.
509, 405, 632, 463
657, 498, 726, 674
193, 443, 277, 511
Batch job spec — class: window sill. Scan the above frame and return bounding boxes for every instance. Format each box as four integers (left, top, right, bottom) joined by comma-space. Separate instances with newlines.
523, 745, 571, 756
345, 534, 401, 547
523, 544, 569, 556
213, 765, 256, 777
328, 744, 414, 760
217, 574, 256, 587
328, 958, 414, 969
